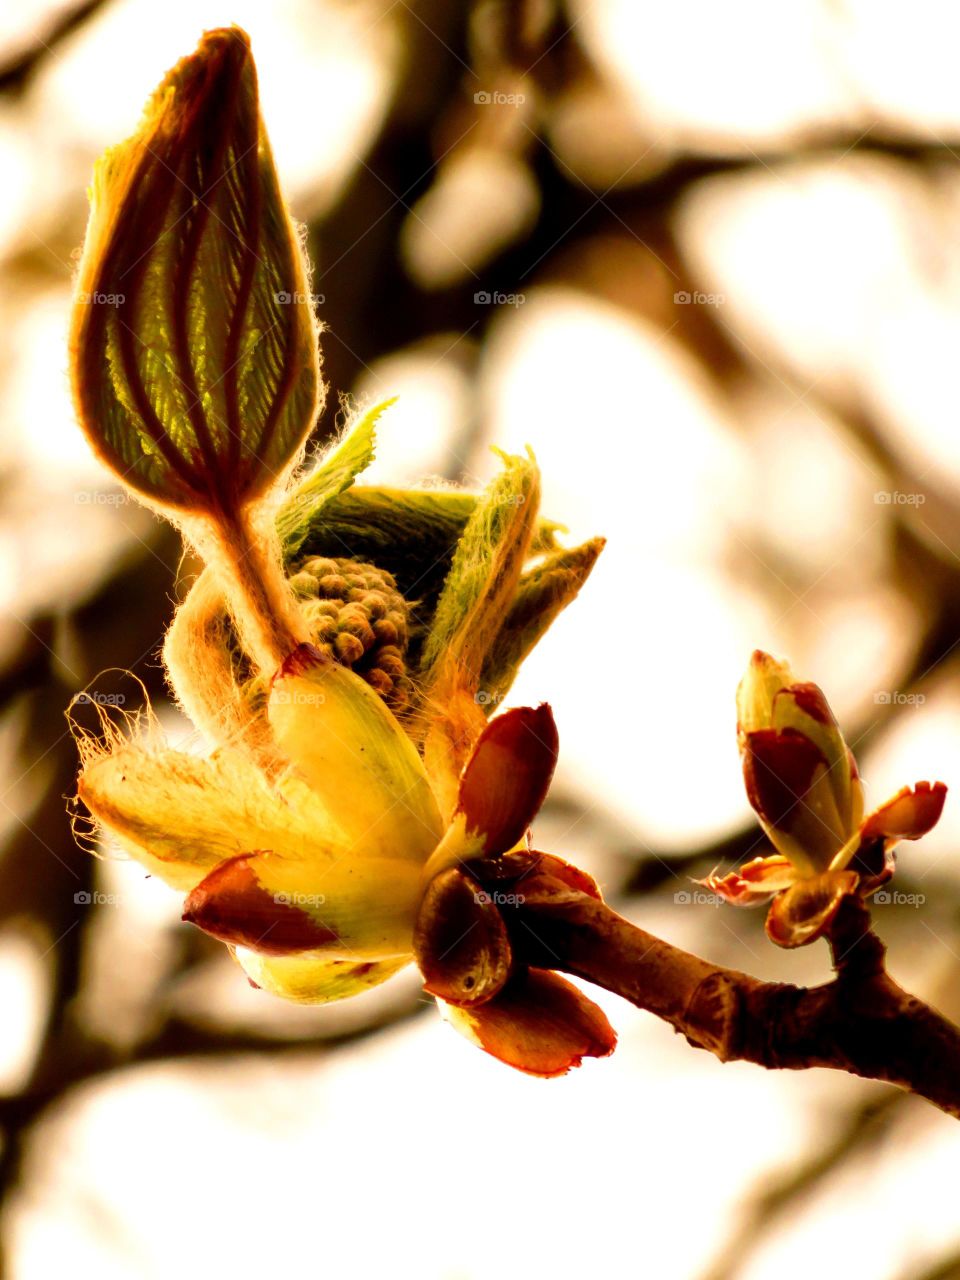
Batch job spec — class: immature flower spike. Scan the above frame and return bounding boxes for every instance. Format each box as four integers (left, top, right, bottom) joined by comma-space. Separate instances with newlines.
70, 25, 320, 514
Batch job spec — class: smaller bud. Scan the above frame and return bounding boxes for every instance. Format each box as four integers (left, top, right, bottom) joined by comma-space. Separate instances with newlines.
713, 652, 948, 949
737, 652, 863, 875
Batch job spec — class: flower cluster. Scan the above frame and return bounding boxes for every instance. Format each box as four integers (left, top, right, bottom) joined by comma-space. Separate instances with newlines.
70, 28, 612, 1076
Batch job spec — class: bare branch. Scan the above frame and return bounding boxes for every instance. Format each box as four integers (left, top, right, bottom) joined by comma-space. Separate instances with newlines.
511, 873, 960, 1119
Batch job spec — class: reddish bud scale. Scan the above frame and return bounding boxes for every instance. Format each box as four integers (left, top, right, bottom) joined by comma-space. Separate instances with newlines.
765, 870, 859, 948
457, 704, 559, 854
742, 728, 826, 829
414, 867, 512, 1006
784, 682, 835, 725
445, 969, 617, 1077
859, 780, 947, 841
183, 852, 338, 954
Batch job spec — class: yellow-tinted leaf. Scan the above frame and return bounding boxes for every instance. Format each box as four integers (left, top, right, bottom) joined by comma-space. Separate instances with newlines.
183, 847, 421, 958
235, 948, 409, 1003
79, 740, 352, 891
420, 449, 540, 690
268, 644, 443, 860
479, 537, 605, 707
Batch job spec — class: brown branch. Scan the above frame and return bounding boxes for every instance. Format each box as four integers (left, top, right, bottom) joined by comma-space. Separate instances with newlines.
510, 873, 960, 1119
0, 0, 109, 95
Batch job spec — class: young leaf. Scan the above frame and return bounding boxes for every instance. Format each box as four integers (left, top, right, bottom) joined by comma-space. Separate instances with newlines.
70, 26, 320, 515
277, 398, 392, 556
419, 449, 540, 690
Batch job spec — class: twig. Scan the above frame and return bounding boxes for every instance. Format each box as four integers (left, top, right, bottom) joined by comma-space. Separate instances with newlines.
511, 873, 960, 1119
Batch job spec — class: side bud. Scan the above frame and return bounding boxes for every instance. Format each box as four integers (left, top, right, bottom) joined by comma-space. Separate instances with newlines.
737, 651, 864, 876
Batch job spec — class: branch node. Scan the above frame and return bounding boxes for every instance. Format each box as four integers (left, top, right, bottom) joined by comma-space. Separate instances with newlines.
684, 972, 743, 1059
829, 895, 886, 982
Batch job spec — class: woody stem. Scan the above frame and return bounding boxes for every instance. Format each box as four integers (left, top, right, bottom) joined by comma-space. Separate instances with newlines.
511, 872, 960, 1119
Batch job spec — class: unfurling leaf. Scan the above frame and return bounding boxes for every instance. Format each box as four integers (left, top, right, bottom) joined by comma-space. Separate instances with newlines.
420, 448, 540, 689
70, 25, 320, 514
277, 399, 392, 556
